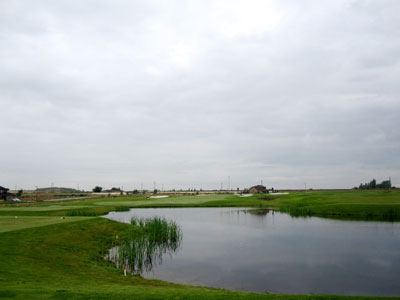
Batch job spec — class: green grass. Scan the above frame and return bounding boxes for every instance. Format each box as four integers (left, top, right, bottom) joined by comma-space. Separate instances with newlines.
65, 209, 100, 216
1, 191, 400, 299
0, 204, 110, 217
115, 205, 130, 212
94, 194, 271, 208
0, 216, 93, 233
95, 194, 231, 206
263, 190, 400, 220
0, 205, 92, 211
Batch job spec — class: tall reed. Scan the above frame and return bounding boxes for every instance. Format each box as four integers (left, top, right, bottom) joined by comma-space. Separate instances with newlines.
109, 216, 182, 274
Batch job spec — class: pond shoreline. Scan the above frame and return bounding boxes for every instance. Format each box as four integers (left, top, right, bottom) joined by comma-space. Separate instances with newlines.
105, 207, 400, 296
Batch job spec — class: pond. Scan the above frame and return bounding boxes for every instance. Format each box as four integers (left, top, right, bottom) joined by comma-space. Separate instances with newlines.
104, 208, 400, 296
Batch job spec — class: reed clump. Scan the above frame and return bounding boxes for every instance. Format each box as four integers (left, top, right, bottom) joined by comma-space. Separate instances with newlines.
109, 216, 182, 274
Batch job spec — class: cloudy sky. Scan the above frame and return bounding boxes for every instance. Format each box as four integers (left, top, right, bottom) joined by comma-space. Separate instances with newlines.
1, 0, 400, 190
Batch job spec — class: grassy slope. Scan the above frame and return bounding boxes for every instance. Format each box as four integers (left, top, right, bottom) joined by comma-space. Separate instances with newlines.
0, 205, 92, 211
0, 216, 93, 233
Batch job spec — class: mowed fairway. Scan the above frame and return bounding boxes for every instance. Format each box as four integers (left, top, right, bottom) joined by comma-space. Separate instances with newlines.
266, 190, 400, 219
0, 205, 92, 211
95, 194, 231, 206
0, 216, 93, 233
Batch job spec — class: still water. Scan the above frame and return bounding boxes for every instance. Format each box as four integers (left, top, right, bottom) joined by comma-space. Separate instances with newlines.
104, 208, 400, 296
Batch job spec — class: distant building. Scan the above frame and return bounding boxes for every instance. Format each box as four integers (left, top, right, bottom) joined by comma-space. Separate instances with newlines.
249, 185, 268, 194
0, 186, 16, 201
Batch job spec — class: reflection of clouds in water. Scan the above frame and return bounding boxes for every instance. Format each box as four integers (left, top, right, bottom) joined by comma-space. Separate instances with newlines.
106, 208, 400, 295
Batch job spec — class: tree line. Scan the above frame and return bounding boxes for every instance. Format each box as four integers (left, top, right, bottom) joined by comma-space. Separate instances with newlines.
358, 178, 392, 190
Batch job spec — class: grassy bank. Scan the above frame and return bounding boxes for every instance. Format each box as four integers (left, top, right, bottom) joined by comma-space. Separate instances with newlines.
0, 216, 93, 233
264, 190, 400, 220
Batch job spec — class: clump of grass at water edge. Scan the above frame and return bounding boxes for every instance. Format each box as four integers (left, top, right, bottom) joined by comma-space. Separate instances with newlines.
108, 216, 182, 274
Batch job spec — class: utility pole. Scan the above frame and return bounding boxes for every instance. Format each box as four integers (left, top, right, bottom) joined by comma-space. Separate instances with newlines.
141, 183, 143, 192
261, 180, 263, 186
228, 176, 230, 190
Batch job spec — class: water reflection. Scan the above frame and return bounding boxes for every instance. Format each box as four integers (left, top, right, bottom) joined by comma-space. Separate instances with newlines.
245, 208, 273, 216
104, 208, 400, 296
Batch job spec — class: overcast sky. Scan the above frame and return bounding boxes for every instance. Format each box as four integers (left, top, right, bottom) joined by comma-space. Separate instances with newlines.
1, 0, 400, 190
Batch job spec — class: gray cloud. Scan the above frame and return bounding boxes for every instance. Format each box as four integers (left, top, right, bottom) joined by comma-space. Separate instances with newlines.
1, 0, 400, 190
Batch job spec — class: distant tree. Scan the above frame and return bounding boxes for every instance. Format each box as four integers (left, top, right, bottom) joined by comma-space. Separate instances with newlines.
370, 179, 377, 189
132, 189, 139, 194
153, 189, 158, 194
377, 180, 392, 189
16, 189, 23, 197
359, 178, 392, 190
92, 186, 102, 193
111, 187, 120, 191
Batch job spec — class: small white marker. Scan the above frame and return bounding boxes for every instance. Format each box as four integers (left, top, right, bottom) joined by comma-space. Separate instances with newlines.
124, 266, 127, 276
